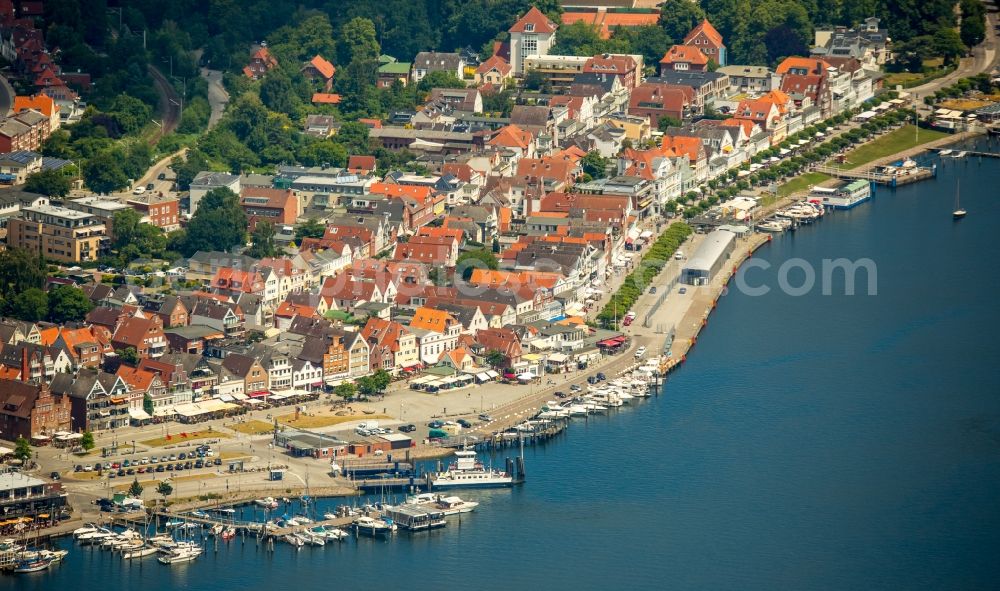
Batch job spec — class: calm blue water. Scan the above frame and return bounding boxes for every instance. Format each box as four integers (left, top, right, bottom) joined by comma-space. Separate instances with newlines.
7, 139, 1000, 590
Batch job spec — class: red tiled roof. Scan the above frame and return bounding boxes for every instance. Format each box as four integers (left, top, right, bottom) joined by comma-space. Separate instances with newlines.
509, 6, 558, 34
488, 124, 533, 150
660, 45, 708, 65
477, 54, 512, 76
684, 19, 724, 47
308, 55, 336, 79
348, 155, 377, 173
312, 92, 342, 104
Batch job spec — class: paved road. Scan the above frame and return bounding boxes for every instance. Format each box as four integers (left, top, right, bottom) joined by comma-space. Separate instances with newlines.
201, 67, 229, 129
909, 6, 999, 105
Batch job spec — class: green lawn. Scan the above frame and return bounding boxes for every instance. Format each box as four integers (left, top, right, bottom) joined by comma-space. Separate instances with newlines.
838, 125, 949, 169
777, 172, 831, 197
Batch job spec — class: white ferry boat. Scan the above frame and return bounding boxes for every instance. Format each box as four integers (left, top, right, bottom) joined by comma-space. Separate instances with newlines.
809, 180, 872, 209
430, 450, 514, 489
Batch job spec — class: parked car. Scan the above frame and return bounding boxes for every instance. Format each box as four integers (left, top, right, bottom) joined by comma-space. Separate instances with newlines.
166, 464, 174, 471
596, 372, 606, 381
635, 346, 647, 359
649, 286, 657, 294
427, 420, 444, 429
116, 469, 125, 476
157, 172, 166, 180
679, 287, 687, 294
145, 183, 154, 191
213, 458, 222, 466
478, 414, 492, 422
457, 419, 472, 428
50, 471, 60, 480
126, 468, 135, 475
569, 384, 582, 392
155, 465, 165, 472
132, 186, 146, 195
74, 465, 83, 472
168, 454, 177, 461
178, 452, 187, 460
140, 457, 148, 464
587, 375, 599, 385
108, 472, 116, 478
194, 460, 204, 469
554, 391, 567, 398
399, 424, 416, 433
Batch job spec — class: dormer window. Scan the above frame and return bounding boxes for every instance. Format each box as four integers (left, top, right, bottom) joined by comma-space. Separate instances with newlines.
524, 23, 534, 32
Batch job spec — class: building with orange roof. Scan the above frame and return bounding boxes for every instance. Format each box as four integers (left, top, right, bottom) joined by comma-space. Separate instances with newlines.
12, 94, 59, 130
361, 317, 419, 373
347, 155, 377, 175
408, 307, 462, 364
659, 45, 709, 75
488, 124, 535, 165
239, 186, 298, 231
244, 45, 277, 79
684, 19, 726, 66
476, 54, 513, 89
509, 6, 559, 75
416, 225, 465, 243
515, 156, 577, 186
583, 53, 641, 88
437, 347, 475, 372
733, 97, 783, 131
311, 92, 342, 105
46, 326, 113, 368
628, 82, 694, 126
116, 365, 165, 414
561, 9, 659, 40
301, 55, 336, 90
776, 57, 831, 114
369, 182, 433, 203
275, 301, 319, 330
661, 135, 708, 181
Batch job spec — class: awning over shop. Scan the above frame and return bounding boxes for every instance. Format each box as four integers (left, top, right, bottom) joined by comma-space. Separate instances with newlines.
547, 353, 569, 363
128, 408, 152, 421
231, 392, 248, 401
218, 394, 235, 402
173, 400, 239, 417
516, 372, 535, 381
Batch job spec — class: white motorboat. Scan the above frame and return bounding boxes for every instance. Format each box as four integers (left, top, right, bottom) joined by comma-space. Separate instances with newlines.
254, 497, 279, 509
13, 556, 52, 573
301, 532, 325, 546
72, 523, 99, 538
77, 528, 114, 544
294, 515, 313, 524
430, 450, 514, 489
282, 534, 305, 547
757, 220, 786, 232
433, 496, 479, 515
157, 546, 203, 564
38, 549, 68, 563
123, 546, 158, 560
322, 512, 338, 520
353, 516, 392, 537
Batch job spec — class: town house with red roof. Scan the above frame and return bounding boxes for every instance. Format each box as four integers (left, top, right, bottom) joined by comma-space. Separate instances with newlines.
659, 45, 708, 75
475, 55, 513, 89
244, 44, 278, 79
776, 57, 831, 115
240, 187, 299, 232
301, 55, 336, 90
111, 314, 166, 359
583, 54, 641, 88
628, 82, 695, 126
408, 307, 462, 365
684, 19, 727, 66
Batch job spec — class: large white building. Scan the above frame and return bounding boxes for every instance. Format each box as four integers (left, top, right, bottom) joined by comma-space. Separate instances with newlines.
508, 7, 558, 75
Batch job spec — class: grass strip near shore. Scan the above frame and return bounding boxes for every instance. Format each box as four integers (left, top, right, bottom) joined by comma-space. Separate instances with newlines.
276, 413, 389, 429
777, 172, 832, 197
112, 472, 218, 492
839, 125, 949, 169
596, 223, 692, 328
228, 420, 275, 435
141, 430, 229, 448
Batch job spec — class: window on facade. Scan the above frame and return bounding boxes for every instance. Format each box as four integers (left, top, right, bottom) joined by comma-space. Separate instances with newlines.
523, 35, 538, 55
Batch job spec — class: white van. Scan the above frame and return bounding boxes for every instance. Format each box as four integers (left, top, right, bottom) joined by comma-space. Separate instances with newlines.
357, 421, 379, 431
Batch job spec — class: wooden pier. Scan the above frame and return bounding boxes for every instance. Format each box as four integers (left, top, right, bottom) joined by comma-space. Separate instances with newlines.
931, 148, 1000, 159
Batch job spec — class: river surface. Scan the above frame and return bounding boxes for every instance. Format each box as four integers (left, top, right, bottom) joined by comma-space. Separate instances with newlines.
6, 139, 1000, 590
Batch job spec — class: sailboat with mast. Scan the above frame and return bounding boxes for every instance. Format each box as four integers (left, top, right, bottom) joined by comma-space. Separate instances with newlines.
953, 179, 966, 219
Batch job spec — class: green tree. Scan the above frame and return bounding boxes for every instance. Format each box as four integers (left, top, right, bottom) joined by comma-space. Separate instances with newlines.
372, 369, 392, 393
109, 93, 153, 135
111, 208, 143, 251
143, 393, 154, 416
23, 168, 72, 196
485, 349, 507, 369
960, 0, 986, 47
14, 436, 31, 461
612, 25, 674, 67
550, 21, 609, 56
260, 68, 299, 117
83, 151, 129, 193
356, 375, 379, 397
170, 150, 209, 191
156, 480, 173, 504
337, 17, 380, 66
659, 0, 706, 41
127, 478, 143, 497
931, 28, 967, 65
246, 221, 281, 258
9, 288, 48, 321
81, 431, 95, 451
118, 346, 140, 365
416, 70, 468, 93
456, 249, 499, 281
658, 115, 683, 130
334, 382, 357, 400
295, 218, 326, 241
181, 187, 248, 256
0, 248, 46, 301
580, 151, 610, 179
47, 285, 93, 324
336, 122, 371, 155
